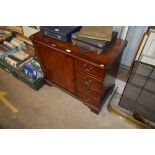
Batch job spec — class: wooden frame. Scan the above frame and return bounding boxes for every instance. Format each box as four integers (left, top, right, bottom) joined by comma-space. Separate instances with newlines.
128, 32, 149, 75
142, 31, 155, 57
129, 30, 155, 74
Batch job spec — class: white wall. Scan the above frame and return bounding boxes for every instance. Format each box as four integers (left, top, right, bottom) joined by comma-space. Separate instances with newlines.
113, 26, 129, 39
120, 26, 148, 67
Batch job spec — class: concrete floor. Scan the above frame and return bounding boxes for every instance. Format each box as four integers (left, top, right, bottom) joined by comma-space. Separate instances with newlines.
0, 68, 135, 128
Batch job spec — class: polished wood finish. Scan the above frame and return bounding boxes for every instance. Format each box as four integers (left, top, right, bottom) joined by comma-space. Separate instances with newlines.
75, 69, 104, 91
76, 91, 100, 107
74, 59, 104, 79
31, 32, 127, 113
32, 41, 75, 93
75, 81, 104, 101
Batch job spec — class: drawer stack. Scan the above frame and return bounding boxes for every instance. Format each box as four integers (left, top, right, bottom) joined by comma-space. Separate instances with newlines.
74, 59, 105, 112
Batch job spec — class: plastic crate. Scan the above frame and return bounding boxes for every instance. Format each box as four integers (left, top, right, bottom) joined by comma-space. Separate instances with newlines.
0, 59, 45, 90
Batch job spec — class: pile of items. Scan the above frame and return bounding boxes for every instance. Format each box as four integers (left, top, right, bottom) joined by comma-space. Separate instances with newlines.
71, 26, 118, 54
0, 29, 44, 90
40, 26, 118, 54
2, 38, 34, 69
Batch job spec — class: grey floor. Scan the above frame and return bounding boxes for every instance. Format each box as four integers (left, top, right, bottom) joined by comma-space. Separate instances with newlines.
0, 69, 135, 129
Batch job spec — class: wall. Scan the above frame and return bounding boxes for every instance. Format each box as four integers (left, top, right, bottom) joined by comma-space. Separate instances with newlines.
113, 26, 128, 39
120, 26, 148, 68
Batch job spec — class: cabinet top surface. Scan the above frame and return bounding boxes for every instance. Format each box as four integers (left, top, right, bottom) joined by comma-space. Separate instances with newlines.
31, 32, 127, 68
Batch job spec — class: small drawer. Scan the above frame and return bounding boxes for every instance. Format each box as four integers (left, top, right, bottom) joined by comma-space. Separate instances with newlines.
34, 36, 68, 53
75, 69, 104, 91
74, 59, 104, 79
75, 81, 104, 101
77, 91, 100, 108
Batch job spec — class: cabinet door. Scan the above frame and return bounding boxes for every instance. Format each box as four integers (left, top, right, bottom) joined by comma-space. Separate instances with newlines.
34, 42, 75, 93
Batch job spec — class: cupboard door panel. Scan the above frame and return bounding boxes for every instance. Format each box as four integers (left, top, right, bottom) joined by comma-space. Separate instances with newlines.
34, 42, 75, 93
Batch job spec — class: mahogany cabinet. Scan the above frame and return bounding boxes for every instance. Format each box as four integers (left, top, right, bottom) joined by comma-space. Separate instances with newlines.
31, 32, 127, 113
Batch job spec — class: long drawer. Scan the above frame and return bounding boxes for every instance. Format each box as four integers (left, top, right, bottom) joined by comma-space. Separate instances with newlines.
75, 69, 104, 91
75, 80, 105, 101
74, 59, 104, 79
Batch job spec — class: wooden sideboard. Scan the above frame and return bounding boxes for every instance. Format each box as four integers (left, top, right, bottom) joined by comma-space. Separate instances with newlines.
31, 32, 127, 113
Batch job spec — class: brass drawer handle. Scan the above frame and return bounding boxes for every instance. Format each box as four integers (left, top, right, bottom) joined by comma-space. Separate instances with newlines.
84, 80, 92, 85
85, 67, 93, 72
83, 78, 92, 85
83, 64, 93, 72
83, 88, 92, 93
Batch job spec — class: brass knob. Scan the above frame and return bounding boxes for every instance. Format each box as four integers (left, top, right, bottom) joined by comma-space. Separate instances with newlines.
100, 64, 104, 69
50, 43, 56, 47
51, 44, 56, 47
66, 49, 71, 53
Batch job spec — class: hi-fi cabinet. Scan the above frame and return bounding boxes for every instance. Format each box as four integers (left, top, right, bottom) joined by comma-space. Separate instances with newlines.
31, 32, 127, 114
